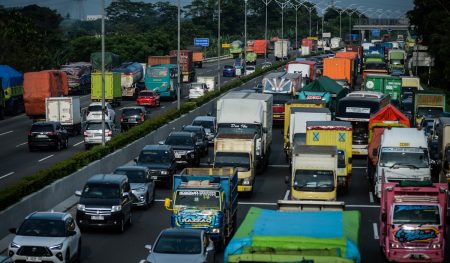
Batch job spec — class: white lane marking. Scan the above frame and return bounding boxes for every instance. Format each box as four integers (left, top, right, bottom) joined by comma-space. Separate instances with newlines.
369, 192, 374, 203
38, 154, 54, 162
0, 172, 14, 180
373, 223, 379, 240
73, 141, 84, 147
283, 190, 290, 200
139, 260, 147, 263
16, 142, 27, 147
269, 164, 289, 168
161, 106, 166, 109
0, 131, 13, 136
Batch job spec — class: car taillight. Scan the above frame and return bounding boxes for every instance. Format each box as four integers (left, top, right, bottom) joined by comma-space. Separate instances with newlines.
120, 115, 124, 122
48, 131, 57, 135
140, 114, 145, 121
107, 130, 112, 136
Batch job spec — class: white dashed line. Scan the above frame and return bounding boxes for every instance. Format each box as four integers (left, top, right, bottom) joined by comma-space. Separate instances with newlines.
172, 101, 177, 104
0, 172, 14, 180
0, 131, 13, 136
73, 141, 84, 147
373, 223, 379, 240
161, 106, 166, 109
283, 190, 290, 200
16, 142, 27, 147
38, 154, 54, 162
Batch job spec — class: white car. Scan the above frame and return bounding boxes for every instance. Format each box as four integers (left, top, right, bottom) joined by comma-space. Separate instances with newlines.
83, 121, 114, 149
245, 66, 256, 75
8, 211, 81, 263
188, 83, 208, 100
86, 102, 116, 123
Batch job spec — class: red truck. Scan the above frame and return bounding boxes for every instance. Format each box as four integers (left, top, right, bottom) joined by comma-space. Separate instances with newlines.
380, 180, 447, 262
253, 40, 270, 57
285, 60, 316, 81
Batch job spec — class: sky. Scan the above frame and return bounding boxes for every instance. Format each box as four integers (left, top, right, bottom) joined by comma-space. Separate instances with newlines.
0, 0, 414, 19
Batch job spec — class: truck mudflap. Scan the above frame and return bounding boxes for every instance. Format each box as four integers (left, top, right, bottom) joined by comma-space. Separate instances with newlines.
277, 200, 345, 211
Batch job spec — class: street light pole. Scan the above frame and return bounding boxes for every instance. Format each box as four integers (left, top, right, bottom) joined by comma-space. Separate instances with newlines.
101, 0, 105, 146
244, 0, 247, 72
217, 0, 221, 91
177, 0, 181, 110
292, 1, 303, 52
275, 0, 290, 61
299, 1, 316, 37
261, 0, 272, 61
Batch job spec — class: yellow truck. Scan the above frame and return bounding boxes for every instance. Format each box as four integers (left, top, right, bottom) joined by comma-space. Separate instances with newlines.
289, 145, 338, 201
214, 133, 256, 194
306, 121, 353, 192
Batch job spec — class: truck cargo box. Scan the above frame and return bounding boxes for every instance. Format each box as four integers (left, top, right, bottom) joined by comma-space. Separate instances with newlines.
147, 56, 177, 67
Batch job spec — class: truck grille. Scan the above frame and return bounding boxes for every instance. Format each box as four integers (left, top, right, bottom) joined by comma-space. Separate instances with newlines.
85, 207, 112, 216
17, 246, 52, 257
149, 170, 161, 176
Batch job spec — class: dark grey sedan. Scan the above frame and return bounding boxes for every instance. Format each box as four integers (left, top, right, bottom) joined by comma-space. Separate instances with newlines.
113, 165, 155, 208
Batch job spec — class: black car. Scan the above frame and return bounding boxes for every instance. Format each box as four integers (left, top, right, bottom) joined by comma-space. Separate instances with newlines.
134, 145, 177, 187
181, 125, 208, 156
75, 174, 133, 232
28, 121, 69, 151
120, 106, 148, 131
161, 131, 201, 167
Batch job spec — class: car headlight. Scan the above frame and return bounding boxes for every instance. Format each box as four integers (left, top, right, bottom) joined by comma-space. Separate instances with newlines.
242, 178, 251, 185
161, 170, 168, 175
431, 243, 441, 249
10, 242, 20, 249
111, 205, 122, 212
211, 228, 221, 233
77, 204, 85, 211
49, 243, 63, 250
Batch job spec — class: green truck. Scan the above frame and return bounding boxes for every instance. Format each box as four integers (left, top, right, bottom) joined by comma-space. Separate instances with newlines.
363, 74, 402, 104
91, 72, 122, 106
245, 52, 257, 65
388, 49, 406, 75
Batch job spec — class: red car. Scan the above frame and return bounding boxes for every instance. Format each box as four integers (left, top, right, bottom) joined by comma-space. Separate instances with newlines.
136, 90, 160, 107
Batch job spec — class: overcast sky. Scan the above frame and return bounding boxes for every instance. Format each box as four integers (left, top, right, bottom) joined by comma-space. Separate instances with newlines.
0, 0, 414, 19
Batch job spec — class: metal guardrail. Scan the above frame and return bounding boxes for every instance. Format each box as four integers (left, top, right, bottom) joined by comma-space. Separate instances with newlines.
203, 55, 232, 63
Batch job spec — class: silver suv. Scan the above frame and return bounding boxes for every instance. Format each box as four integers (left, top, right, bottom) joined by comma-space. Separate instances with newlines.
8, 211, 81, 263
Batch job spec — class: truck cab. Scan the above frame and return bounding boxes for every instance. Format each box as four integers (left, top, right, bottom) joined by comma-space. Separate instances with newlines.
144, 64, 178, 100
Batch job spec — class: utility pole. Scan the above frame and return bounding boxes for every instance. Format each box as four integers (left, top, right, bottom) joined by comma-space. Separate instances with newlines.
101, 0, 105, 146
177, 0, 181, 110
244, 0, 247, 73
217, 0, 221, 91
275, 0, 290, 61
261, 0, 272, 61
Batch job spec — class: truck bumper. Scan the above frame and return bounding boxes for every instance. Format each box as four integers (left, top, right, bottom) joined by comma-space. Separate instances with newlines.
238, 185, 253, 192
386, 248, 443, 262
352, 144, 368, 155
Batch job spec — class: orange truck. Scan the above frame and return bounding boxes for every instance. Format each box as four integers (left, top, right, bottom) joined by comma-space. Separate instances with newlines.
192, 51, 204, 68
323, 57, 354, 88
335, 51, 359, 84
24, 70, 69, 121
253, 40, 270, 57
147, 56, 177, 67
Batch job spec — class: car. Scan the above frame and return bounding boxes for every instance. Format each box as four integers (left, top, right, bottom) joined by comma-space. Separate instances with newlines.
245, 66, 256, 75
8, 211, 81, 263
191, 116, 217, 144
188, 83, 208, 100
83, 121, 115, 150
144, 228, 215, 263
113, 166, 156, 208
182, 125, 209, 156
75, 174, 133, 232
136, 90, 160, 108
0, 256, 12, 263
261, 61, 272, 69
222, 65, 236, 77
134, 145, 177, 187
28, 121, 69, 151
120, 106, 148, 131
161, 131, 201, 167
86, 102, 116, 123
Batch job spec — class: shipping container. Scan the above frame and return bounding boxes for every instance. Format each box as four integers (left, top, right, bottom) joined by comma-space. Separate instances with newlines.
147, 56, 177, 67
91, 72, 122, 106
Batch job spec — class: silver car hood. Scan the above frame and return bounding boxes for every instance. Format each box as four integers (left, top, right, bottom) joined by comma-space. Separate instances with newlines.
130, 183, 146, 190
147, 252, 205, 263
13, 235, 67, 247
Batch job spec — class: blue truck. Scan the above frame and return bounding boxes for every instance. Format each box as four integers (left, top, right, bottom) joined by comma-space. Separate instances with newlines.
0, 65, 24, 119
164, 167, 238, 249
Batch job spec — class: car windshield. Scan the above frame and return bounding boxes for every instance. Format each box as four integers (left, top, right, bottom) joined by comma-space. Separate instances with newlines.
88, 105, 102, 112
379, 147, 429, 168
293, 170, 334, 192
192, 120, 214, 130
147, 68, 168, 78
393, 205, 440, 225
81, 183, 120, 199
224, 66, 233, 69
114, 169, 146, 183
31, 124, 53, 132
153, 234, 201, 254
174, 190, 221, 209
165, 136, 194, 146
138, 150, 171, 164
17, 219, 65, 237
214, 152, 250, 169
139, 91, 154, 97
86, 122, 111, 131
122, 109, 142, 116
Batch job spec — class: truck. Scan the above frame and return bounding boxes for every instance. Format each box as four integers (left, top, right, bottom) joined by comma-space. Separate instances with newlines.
224, 204, 360, 263
335, 51, 360, 77
323, 57, 354, 88
90, 72, 122, 106
45, 97, 82, 135
414, 91, 446, 126
164, 167, 238, 249
330, 37, 343, 49
290, 145, 338, 201
363, 74, 402, 105
245, 52, 257, 65
197, 76, 216, 92
285, 60, 316, 80
379, 181, 447, 262
169, 50, 195, 82
388, 49, 406, 75
147, 55, 177, 67
187, 46, 204, 68
306, 121, 353, 191
0, 65, 24, 117
144, 64, 178, 100
362, 55, 388, 80
90, 52, 120, 71
274, 39, 290, 60
214, 134, 256, 194
230, 40, 243, 57
253, 40, 269, 57
24, 70, 68, 121
437, 117, 450, 183
373, 128, 431, 199
112, 62, 144, 98
216, 92, 273, 172
400, 77, 421, 124
60, 62, 92, 95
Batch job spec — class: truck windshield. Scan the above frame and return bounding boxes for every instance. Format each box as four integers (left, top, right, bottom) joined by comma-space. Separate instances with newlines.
379, 147, 429, 169
217, 123, 261, 138
174, 190, 221, 209
147, 68, 168, 78
293, 170, 334, 192
417, 107, 443, 118
215, 152, 250, 170
365, 63, 386, 70
393, 204, 440, 225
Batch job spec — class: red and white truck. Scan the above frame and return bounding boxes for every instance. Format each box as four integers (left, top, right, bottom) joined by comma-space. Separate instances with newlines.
379, 180, 447, 262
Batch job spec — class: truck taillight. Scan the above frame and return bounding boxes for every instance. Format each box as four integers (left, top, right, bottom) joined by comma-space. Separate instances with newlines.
48, 131, 57, 136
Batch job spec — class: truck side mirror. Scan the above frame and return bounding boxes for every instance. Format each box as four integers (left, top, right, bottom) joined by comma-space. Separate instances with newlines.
372, 148, 378, 156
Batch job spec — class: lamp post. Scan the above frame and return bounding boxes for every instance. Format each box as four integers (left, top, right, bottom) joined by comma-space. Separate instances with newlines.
177, 0, 181, 110
275, 0, 291, 60
261, 0, 272, 61
345, 4, 360, 40
299, 1, 317, 37
292, 0, 304, 52
101, 0, 105, 146
244, 0, 247, 72
217, 0, 221, 91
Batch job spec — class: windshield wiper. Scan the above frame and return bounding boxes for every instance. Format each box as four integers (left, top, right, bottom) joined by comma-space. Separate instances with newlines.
389, 163, 419, 169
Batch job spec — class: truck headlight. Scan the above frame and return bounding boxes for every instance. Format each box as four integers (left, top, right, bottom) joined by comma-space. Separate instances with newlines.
431, 243, 441, 249
242, 178, 251, 185
77, 204, 85, 211
390, 242, 401, 248
161, 170, 168, 175
112, 205, 122, 212
211, 228, 221, 233
49, 243, 63, 250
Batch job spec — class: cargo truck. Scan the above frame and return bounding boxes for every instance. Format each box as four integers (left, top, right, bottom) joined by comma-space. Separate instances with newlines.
144, 64, 178, 100
306, 121, 353, 191
45, 97, 82, 136
285, 60, 316, 80
437, 117, 450, 183
298, 76, 348, 113
90, 52, 120, 71
60, 62, 92, 95
24, 70, 68, 121
388, 49, 406, 75
197, 76, 216, 92
274, 39, 290, 60
373, 128, 431, 199
230, 40, 243, 57
0, 65, 24, 117
379, 181, 447, 262
164, 168, 238, 249
217, 92, 273, 172
91, 72, 122, 106
192, 51, 204, 68
323, 57, 354, 88
400, 77, 421, 124
414, 91, 446, 126
245, 52, 257, 65
335, 51, 360, 79
147, 55, 177, 67
169, 50, 195, 82
253, 40, 269, 57
112, 62, 144, 98
214, 134, 256, 194
363, 74, 402, 104
225, 203, 360, 263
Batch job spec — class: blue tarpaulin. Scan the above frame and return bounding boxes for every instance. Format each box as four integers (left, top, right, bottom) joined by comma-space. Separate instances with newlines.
0, 65, 23, 89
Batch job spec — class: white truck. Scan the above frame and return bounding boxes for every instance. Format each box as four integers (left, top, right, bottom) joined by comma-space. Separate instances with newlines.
45, 97, 82, 136
373, 128, 431, 199
197, 76, 216, 92
330, 37, 343, 49
438, 117, 450, 183
274, 39, 290, 60
217, 92, 273, 172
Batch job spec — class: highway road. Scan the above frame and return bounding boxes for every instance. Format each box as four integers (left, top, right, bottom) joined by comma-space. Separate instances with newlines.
0, 57, 272, 190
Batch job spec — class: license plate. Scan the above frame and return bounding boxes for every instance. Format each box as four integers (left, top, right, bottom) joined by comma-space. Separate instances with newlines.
175, 153, 181, 158
151, 176, 158, 180
36, 135, 47, 138
26, 257, 42, 262
91, 215, 104, 220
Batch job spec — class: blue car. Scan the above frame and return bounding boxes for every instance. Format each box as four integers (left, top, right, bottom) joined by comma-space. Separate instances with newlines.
223, 65, 236, 77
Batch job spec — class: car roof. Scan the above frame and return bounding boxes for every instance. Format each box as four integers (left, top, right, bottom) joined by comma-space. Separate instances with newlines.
87, 174, 127, 184
160, 228, 203, 238
193, 116, 215, 121
142, 144, 173, 151
26, 211, 68, 221
89, 102, 110, 106
114, 165, 149, 171
32, 121, 57, 126
168, 131, 195, 137
183, 125, 202, 131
